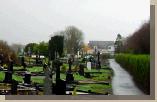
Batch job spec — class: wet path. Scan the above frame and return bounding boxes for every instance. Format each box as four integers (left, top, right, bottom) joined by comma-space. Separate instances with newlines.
109, 59, 144, 95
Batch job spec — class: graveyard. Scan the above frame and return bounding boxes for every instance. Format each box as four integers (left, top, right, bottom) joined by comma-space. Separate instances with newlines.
0, 21, 150, 96
0, 47, 113, 95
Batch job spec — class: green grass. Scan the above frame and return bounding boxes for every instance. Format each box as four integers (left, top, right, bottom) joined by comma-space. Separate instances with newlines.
0, 72, 5, 81
92, 73, 110, 81
12, 74, 23, 82
73, 73, 87, 81
27, 66, 43, 72
84, 68, 111, 73
13, 67, 24, 70
60, 73, 87, 81
31, 76, 44, 84
0, 72, 23, 82
76, 84, 112, 94
0, 71, 44, 84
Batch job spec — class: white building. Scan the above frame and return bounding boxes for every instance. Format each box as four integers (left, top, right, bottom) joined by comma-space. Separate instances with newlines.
88, 41, 115, 55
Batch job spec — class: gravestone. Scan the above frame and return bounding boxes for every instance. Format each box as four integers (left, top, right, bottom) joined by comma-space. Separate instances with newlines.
85, 72, 91, 78
78, 64, 84, 76
55, 60, 62, 81
87, 62, 91, 71
23, 71, 31, 84
11, 79, 18, 95
43, 63, 52, 95
54, 79, 66, 95
54, 60, 66, 95
21, 57, 27, 70
0, 54, 3, 66
8, 59, 13, 72
3, 71, 12, 83
66, 58, 74, 83
96, 51, 101, 70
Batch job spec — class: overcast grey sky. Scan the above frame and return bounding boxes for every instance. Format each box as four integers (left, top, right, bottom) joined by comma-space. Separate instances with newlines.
0, 0, 150, 45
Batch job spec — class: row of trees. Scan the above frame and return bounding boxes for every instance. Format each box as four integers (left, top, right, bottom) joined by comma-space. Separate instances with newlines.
24, 26, 84, 58
115, 21, 150, 54
24, 42, 48, 57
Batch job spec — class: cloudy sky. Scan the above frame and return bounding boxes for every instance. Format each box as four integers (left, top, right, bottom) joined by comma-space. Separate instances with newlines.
0, 0, 150, 45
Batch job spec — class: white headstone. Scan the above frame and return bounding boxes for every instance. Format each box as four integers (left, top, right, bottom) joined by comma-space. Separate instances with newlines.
87, 62, 91, 71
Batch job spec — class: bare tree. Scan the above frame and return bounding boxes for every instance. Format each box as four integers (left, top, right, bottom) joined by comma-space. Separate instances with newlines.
63, 26, 84, 55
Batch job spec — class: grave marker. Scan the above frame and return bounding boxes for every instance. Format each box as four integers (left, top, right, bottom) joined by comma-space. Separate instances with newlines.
66, 58, 74, 83
3, 71, 12, 83
78, 64, 84, 76
87, 62, 91, 71
23, 71, 31, 84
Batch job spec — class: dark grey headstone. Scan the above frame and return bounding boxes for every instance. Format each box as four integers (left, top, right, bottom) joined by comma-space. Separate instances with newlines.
23, 72, 31, 84
3, 71, 12, 83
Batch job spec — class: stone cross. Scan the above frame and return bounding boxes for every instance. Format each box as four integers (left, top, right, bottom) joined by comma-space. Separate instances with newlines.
96, 51, 101, 69
43, 63, 53, 95
68, 58, 72, 72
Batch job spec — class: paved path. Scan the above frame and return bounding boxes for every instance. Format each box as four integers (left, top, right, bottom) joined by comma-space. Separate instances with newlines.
109, 59, 144, 95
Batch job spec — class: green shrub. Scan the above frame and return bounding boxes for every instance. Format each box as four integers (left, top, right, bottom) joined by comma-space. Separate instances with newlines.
115, 54, 150, 94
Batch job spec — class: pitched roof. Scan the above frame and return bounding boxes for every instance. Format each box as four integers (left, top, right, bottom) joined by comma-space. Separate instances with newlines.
88, 41, 114, 49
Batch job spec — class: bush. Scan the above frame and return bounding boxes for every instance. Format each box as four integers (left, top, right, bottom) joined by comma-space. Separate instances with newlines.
0, 40, 18, 64
60, 64, 67, 73
115, 54, 150, 94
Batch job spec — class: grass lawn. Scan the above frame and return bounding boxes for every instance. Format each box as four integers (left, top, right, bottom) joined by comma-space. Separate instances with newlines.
0, 72, 23, 82
27, 66, 43, 72
13, 67, 24, 70
84, 69, 111, 73
31, 76, 44, 84
0, 71, 44, 84
91, 73, 110, 81
60, 73, 87, 81
0, 72, 5, 81
76, 84, 112, 94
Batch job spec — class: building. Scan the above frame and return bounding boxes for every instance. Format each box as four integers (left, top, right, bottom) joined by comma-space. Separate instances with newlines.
88, 41, 115, 55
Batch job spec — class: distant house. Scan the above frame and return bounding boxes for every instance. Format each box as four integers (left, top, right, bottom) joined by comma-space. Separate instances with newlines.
88, 41, 115, 55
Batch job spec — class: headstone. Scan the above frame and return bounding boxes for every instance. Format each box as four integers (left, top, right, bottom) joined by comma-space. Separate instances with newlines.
3, 71, 12, 83
96, 51, 101, 70
78, 64, 84, 76
66, 58, 74, 83
0, 54, 3, 66
85, 72, 91, 78
55, 79, 66, 95
44, 77, 52, 95
55, 60, 62, 81
21, 57, 27, 70
23, 71, 31, 84
66, 73, 74, 83
11, 79, 18, 95
68, 58, 72, 72
43, 64, 52, 95
87, 62, 91, 71
8, 59, 13, 72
